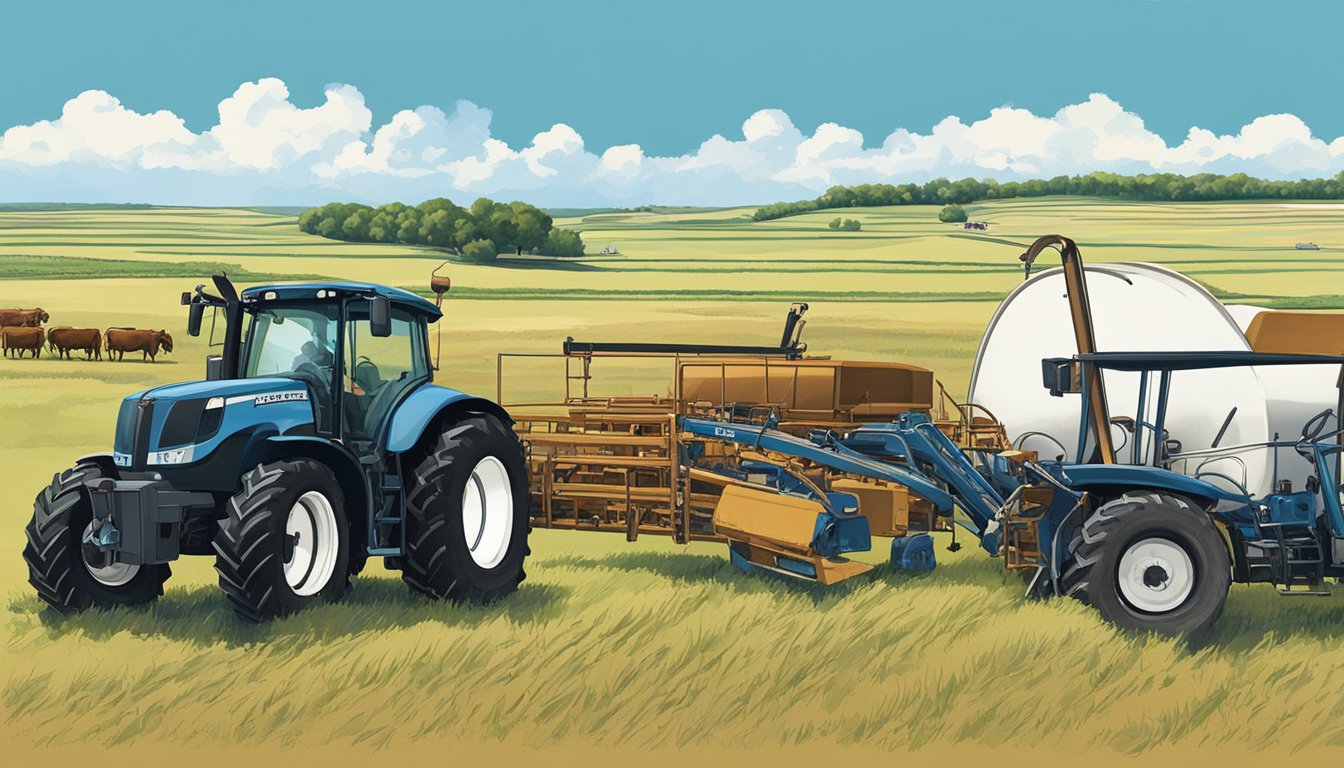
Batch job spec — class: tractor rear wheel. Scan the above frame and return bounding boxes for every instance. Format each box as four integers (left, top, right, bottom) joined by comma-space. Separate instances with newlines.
214, 459, 350, 622
1061, 492, 1230, 636
23, 462, 170, 614
402, 413, 531, 603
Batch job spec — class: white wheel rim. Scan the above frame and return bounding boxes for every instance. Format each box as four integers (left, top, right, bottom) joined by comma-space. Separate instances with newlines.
284, 490, 339, 597
1117, 536, 1195, 614
462, 455, 514, 569
84, 554, 140, 587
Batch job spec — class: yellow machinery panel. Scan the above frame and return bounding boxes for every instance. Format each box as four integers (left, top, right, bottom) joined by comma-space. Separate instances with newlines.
680, 359, 934, 426
831, 478, 910, 537
712, 483, 824, 551
1244, 311, 1344, 355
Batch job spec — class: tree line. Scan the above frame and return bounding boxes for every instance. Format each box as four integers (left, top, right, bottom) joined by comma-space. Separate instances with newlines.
299, 197, 586, 261
751, 171, 1344, 221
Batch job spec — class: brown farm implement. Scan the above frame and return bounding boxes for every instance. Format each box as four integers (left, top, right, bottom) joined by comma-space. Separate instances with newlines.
499, 303, 1013, 584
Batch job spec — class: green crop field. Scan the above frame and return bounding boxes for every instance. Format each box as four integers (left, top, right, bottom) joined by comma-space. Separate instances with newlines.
1, 199, 1341, 764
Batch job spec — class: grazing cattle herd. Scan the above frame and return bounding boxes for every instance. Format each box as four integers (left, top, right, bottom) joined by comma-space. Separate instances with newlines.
0, 307, 173, 362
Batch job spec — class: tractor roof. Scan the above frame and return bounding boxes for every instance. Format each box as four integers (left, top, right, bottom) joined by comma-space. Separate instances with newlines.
241, 281, 441, 319
1075, 350, 1344, 371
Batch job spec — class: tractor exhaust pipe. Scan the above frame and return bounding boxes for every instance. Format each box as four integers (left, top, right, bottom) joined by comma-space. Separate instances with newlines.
182, 274, 243, 380
430, 263, 452, 371
1020, 235, 1116, 464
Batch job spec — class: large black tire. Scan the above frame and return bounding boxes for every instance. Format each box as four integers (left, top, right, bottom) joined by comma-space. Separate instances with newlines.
402, 413, 531, 603
23, 462, 170, 614
1061, 492, 1230, 636
213, 459, 350, 622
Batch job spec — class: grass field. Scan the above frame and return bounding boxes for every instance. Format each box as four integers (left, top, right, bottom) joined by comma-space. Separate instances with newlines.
1, 199, 1341, 763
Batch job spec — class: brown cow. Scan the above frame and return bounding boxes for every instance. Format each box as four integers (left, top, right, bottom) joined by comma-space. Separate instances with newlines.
2, 326, 45, 359
49, 327, 102, 360
0, 308, 49, 327
46, 325, 70, 354
105, 328, 173, 362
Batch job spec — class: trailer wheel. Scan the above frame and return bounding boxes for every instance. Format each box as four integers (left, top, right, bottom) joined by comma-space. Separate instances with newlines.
23, 462, 170, 614
1061, 492, 1230, 635
214, 459, 350, 622
402, 413, 531, 603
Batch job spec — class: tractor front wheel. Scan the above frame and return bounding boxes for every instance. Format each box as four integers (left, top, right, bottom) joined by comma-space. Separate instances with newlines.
23, 462, 170, 614
1061, 492, 1230, 636
402, 413, 531, 603
214, 459, 350, 622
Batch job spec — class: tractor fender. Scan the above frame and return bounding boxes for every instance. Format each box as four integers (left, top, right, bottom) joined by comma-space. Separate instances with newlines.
76, 453, 122, 479
384, 383, 512, 455
1058, 463, 1245, 509
247, 435, 371, 530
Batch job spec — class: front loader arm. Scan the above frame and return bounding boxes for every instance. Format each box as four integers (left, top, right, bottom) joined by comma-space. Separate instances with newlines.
678, 417, 958, 515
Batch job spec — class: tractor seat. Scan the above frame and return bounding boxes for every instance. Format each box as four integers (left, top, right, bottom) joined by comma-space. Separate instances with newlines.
353, 361, 382, 395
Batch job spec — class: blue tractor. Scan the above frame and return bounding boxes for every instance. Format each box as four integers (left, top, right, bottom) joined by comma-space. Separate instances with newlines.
23, 274, 531, 621
666, 235, 1341, 635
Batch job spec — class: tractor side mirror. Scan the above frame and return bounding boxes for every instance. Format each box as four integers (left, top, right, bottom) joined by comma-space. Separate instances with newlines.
1042, 358, 1081, 397
187, 302, 205, 337
369, 296, 392, 338
205, 355, 223, 381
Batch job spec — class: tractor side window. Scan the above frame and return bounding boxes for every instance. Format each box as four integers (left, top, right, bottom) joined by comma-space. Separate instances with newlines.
343, 305, 428, 438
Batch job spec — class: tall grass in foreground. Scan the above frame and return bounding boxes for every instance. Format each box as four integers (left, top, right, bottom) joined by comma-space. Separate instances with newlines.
3, 532, 1341, 754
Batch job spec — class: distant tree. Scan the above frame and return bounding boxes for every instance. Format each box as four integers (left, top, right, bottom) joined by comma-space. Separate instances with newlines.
542, 228, 586, 257
461, 238, 498, 263
298, 195, 575, 263
749, 170, 1344, 222
342, 209, 371, 240
827, 217, 842, 230
417, 199, 469, 249
939, 204, 968, 223
395, 208, 423, 244
840, 218, 861, 231
509, 201, 552, 254
316, 216, 343, 238
367, 202, 407, 242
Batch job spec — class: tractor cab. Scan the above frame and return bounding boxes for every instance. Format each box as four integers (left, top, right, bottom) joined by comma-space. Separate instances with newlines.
187, 277, 440, 458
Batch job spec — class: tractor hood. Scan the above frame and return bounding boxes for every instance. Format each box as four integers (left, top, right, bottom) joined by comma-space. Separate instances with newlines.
140, 377, 304, 403
112, 377, 316, 471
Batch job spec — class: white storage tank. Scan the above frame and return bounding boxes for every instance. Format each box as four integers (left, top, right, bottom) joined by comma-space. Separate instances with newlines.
967, 263, 1281, 499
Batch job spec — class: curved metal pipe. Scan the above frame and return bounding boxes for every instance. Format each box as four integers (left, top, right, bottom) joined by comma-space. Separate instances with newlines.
1019, 235, 1115, 464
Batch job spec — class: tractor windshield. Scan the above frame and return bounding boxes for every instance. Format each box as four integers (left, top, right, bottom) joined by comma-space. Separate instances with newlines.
243, 304, 340, 430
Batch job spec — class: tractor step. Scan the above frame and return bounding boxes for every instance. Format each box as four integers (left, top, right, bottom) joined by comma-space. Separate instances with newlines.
1245, 523, 1329, 594
368, 473, 407, 558
1275, 585, 1332, 596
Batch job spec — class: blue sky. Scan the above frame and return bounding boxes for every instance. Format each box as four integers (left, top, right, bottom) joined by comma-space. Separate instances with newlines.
1, 0, 1341, 205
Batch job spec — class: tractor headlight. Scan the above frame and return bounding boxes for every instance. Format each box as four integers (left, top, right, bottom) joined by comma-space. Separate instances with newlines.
196, 400, 225, 441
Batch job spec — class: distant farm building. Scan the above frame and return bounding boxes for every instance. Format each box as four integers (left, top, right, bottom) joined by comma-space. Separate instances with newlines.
964, 221, 989, 231
1295, 242, 1320, 250
601, 243, 620, 255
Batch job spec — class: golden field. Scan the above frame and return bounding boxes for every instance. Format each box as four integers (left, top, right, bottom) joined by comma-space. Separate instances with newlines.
1, 199, 1341, 763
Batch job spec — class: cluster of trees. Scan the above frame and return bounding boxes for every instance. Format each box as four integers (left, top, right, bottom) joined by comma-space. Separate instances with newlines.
752, 171, 1344, 221
938, 204, 968, 223
827, 217, 862, 231
299, 197, 586, 261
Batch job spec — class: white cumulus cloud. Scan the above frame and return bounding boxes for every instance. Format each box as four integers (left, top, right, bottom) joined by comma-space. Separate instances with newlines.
0, 81, 1340, 207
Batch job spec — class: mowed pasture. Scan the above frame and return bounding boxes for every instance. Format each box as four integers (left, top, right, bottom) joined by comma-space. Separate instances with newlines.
1, 200, 1342, 763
